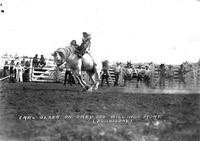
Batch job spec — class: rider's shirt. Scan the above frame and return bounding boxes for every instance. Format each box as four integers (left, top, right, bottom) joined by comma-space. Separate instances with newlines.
126, 68, 132, 75
144, 69, 151, 76
178, 67, 186, 78
160, 67, 166, 78
115, 66, 121, 73
167, 69, 174, 77
81, 35, 91, 51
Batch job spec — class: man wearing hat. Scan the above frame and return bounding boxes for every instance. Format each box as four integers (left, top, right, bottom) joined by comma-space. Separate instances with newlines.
101, 60, 110, 87
114, 62, 121, 86
159, 64, 166, 89
75, 32, 91, 57
144, 65, 151, 88
33, 54, 39, 68
166, 65, 174, 88
178, 64, 186, 88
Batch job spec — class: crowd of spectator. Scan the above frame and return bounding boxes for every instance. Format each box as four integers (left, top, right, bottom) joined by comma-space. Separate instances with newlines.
1, 54, 195, 89
3, 59, 30, 82
2, 54, 46, 83
99, 60, 193, 89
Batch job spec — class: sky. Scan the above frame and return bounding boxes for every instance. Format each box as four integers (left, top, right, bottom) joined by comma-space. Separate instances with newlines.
1, 0, 200, 64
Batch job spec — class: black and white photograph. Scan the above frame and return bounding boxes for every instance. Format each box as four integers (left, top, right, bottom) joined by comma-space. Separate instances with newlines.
0, 0, 200, 141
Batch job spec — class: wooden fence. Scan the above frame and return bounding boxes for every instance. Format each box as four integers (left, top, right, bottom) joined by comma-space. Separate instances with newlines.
2, 58, 200, 90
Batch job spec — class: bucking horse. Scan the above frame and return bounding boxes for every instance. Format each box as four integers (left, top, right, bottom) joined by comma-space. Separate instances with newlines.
52, 46, 101, 91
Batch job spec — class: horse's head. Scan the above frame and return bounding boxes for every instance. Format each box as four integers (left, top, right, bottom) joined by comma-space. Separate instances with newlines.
51, 51, 64, 67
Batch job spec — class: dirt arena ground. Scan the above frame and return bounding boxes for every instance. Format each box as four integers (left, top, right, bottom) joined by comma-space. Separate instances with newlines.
0, 82, 199, 141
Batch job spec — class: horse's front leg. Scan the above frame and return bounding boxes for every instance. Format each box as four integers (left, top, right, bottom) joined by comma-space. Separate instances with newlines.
73, 70, 90, 91
78, 74, 90, 90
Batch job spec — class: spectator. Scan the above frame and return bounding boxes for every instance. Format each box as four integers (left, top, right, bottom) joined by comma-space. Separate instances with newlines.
15, 62, 24, 82
166, 65, 174, 88
114, 62, 121, 86
15, 62, 19, 81
136, 65, 145, 88
64, 66, 75, 86
178, 64, 186, 88
143, 66, 151, 88
10, 60, 15, 76
33, 54, 39, 68
3, 61, 9, 77
24, 60, 31, 82
39, 55, 46, 68
101, 60, 110, 87
159, 64, 166, 89
123, 64, 133, 86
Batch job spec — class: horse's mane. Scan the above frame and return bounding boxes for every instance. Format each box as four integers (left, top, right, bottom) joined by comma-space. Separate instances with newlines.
56, 46, 76, 60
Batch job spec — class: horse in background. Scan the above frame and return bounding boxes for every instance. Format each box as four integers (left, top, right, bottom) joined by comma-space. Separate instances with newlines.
52, 46, 101, 91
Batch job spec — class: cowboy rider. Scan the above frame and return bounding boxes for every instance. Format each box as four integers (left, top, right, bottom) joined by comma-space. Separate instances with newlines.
75, 32, 91, 57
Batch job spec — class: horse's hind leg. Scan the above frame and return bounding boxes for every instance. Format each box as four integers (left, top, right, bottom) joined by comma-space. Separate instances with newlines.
75, 75, 90, 90
92, 66, 101, 90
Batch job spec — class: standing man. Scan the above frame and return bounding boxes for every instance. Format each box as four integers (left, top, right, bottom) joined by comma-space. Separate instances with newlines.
64, 65, 75, 86
123, 63, 133, 86
114, 62, 121, 86
15, 61, 24, 82
3, 61, 9, 77
143, 66, 151, 88
178, 64, 186, 88
136, 65, 144, 88
10, 60, 15, 77
101, 60, 110, 87
166, 65, 174, 88
159, 64, 166, 89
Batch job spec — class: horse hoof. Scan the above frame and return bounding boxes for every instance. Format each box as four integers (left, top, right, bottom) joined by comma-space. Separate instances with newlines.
88, 87, 93, 92
94, 82, 99, 90
82, 88, 87, 92
85, 85, 90, 90
94, 87, 98, 90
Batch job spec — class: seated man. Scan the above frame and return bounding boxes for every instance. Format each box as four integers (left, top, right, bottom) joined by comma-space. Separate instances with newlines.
75, 32, 91, 58
33, 54, 39, 68
39, 55, 46, 68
